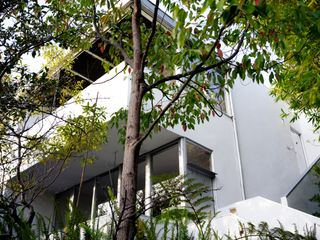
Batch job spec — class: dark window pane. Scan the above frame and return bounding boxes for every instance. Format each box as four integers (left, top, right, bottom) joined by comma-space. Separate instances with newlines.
55, 188, 74, 228
187, 142, 211, 171
152, 144, 179, 216
152, 144, 179, 183
74, 179, 94, 222
96, 168, 119, 216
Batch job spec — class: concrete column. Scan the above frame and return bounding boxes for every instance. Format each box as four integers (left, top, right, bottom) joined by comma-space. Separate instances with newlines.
90, 178, 97, 228
179, 138, 187, 207
281, 196, 288, 206
229, 87, 246, 200
69, 187, 75, 213
179, 138, 187, 175
210, 153, 217, 213
145, 154, 153, 217
117, 166, 122, 207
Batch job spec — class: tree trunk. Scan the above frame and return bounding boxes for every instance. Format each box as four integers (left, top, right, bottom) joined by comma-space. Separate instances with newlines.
117, 78, 144, 240
117, 1, 144, 239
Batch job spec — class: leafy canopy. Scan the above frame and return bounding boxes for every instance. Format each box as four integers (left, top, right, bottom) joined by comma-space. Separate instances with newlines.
46, 0, 320, 137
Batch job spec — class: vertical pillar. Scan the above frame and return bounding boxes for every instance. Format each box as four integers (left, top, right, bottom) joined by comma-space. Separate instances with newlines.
145, 154, 153, 217
178, 138, 187, 175
117, 166, 122, 207
90, 178, 97, 228
210, 153, 217, 213
178, 138, 187, 207
229, 87, 246, 200
69, 187, 75, 213
281, 196, 288, 206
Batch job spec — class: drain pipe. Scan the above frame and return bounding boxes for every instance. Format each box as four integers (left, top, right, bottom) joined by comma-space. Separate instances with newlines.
228, 88, 246, 200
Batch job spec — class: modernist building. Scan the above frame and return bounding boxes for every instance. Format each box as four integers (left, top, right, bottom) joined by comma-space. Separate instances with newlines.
15, 0, 320, 237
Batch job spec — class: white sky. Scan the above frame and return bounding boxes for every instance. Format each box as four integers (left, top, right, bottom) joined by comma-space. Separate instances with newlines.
21, 53, 45, 73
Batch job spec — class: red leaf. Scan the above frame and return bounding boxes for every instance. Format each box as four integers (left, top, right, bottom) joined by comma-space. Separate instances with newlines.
160, 64, 165, 74
216, 42, 221, 49
218, 49, 223, 58
99, 45, 105, 54
182, 123, 187, 132
255, 0, 260, 5
200, 112, 205, 121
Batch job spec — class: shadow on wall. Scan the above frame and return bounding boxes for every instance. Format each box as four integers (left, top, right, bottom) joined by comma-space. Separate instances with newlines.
285, 156, 320, 215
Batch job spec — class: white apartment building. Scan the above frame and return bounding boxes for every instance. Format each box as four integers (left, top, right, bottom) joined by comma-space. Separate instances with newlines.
13, 0, 320, 237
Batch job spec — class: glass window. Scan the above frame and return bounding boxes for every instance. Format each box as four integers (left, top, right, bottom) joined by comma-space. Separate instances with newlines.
54, 188, 74, 229
96, 168, 119, 216
137, 160, 146, 211
187, 141, 211, 171
152, 144, 179, 215
54, 179, 95, 229
74, 180, 94, 222
152, 144, 179, 184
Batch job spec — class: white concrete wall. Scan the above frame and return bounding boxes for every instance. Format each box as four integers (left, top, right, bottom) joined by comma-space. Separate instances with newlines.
291, 115, 320, 166
215, 197, 320, 239
170, 114, 244, 209
169, 77, 320, 209
20, 62, 130, 172
230, 80, 308, 202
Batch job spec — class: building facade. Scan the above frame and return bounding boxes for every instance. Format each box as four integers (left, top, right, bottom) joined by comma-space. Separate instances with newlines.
14, 0, 320, 236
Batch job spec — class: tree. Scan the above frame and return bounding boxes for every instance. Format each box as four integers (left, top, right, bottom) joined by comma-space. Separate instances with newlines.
2, 0, 319, 239
44, 0, 320, 239
270, 1, 320, 132
0, 1, 105, 235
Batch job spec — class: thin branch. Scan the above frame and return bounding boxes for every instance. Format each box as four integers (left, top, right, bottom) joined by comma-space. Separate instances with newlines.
145, 23, 248, 92
84, 50, 115, 68
142, 0, 160, 68
176, 79, 223, 117
138, 23, 250, 145
92, 4, 133, 68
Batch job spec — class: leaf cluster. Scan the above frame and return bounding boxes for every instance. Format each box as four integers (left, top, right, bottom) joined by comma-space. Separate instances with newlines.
35, 103, 108, 165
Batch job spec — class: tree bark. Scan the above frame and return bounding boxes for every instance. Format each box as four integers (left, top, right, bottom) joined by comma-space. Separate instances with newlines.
117, 0, 144, 239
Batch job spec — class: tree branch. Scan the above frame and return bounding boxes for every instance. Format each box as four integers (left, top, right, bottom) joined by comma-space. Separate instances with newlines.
92, 4, 133, 68
138, 23, 249, 145
142, 0, 160, 68
176, 79, 223, 117
145, 23, 248, 93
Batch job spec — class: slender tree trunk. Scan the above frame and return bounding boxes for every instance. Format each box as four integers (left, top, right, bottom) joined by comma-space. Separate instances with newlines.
117, 1, 144, 239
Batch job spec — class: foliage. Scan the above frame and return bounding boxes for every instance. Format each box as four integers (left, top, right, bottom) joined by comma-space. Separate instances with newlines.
2, 0, 320, 238
0, 176, 317, 240
270, 0, 320, 132
41, 45, 75, 77
45, 0, 320, 139
36, 103, 108, 165
0, 195, 36, 240
229, 221, 317, 240
41, 0, 320, 238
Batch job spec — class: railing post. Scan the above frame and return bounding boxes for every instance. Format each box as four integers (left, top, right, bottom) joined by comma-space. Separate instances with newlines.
90, 178, 97, 228
117, 166, 122, 207
179, 138, 187, 207
179, 138, 187, 176
145, 154, 153, 217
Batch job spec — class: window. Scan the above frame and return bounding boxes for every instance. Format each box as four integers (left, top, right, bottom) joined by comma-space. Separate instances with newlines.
54, 188, 74, 229
137, 159, 146, 210
151, 144, 179, 215
96, 168, 119, 216
74, 180, 94, 221
152, 144, 179, 184
187, 141, 211, 171
54, 179, 95, 228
